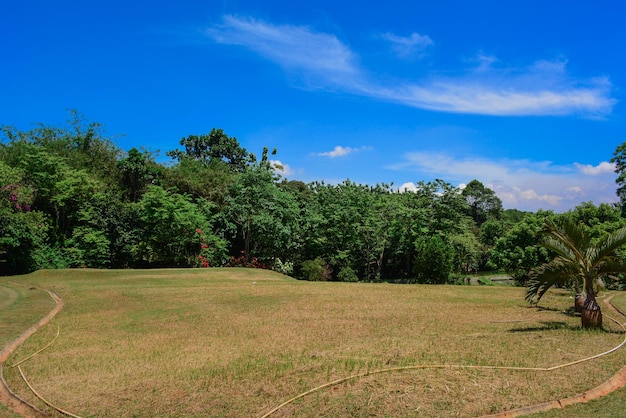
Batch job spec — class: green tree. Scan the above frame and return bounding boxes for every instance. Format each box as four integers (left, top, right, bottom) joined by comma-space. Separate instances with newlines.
117, 148, 161, 202
419, 179, 471, 235
63, 192, 138, 268
450, 232, 481, 274
134, 186, 227, 267
382, 190, 430, 280
488, 213, 552, 284
479, 219, 504, 247
568, 201, 625, 241
0, 161, 48, 274
413, 235, 454, 284
526, 218, 626, 328
462, 179, 503, 226
167, 128, 249, 172
222, 164, 300, 265
302, 181, 392, 281
611, 142, 626, 216
164, 157, 235, 205
2, 111, 121, 188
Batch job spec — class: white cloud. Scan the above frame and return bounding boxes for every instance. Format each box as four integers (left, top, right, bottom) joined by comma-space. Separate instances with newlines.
566, 186, 584, 196
379, 32, 433, 58
316, 145, 371, 158
318, 145, 353, 158
574, 161, 615, 175
399, 182, 419, 192
270, 159, 296, 177
389, 152, 618, 212
204, 16, 616, 117
508, 187, 563, 207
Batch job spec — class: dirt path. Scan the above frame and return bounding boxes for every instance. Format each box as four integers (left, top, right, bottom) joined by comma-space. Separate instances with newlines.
0, 285, 63, 418
0, 284, 624, 418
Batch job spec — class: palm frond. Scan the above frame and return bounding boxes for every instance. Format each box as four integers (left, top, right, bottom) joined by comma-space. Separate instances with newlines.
594, 227, 626, 262
529, 217, 626, 306
540, 235, 573, 257
540, 218, 589, 261
526, 258, 576, 303
595, 257, 626, 276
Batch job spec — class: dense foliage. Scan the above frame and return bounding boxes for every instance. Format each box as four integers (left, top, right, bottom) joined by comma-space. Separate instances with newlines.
2, 113, 626, 289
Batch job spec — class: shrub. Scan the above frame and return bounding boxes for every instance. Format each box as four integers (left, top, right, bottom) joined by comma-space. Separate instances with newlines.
337, 266, 359, 282
273, 258, 294, 275
300, 258, 331, 281
414, 235, 454, 284
225, 252, 269, 269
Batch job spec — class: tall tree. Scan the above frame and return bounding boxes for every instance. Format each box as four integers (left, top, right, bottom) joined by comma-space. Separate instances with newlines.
134, 186, 227, 267
488, 212, 552, 285
526, 218, 626, 328
611, 142, 626, 216
222, 163, 299, 264
117, 148, 161, 202
0, 161, 48, 274
462, 179, 503, 226
167, 128, 249, 172
414, 235, 454, 284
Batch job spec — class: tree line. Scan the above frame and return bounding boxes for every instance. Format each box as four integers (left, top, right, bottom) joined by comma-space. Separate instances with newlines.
2, 112, 626, 289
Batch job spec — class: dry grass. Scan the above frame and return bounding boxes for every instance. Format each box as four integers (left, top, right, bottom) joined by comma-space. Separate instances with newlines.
1, 269, 625, 417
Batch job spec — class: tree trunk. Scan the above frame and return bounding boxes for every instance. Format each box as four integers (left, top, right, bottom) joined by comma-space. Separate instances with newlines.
581, 293, 602, 329
574, 293, 585, 313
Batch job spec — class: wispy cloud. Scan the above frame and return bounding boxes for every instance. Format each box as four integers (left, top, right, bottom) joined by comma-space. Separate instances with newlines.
205, 15, 359, 86
316, 145, 371, 158
205, 15, 615, 117
390, 152, 617, 211
379, 32, 433, 58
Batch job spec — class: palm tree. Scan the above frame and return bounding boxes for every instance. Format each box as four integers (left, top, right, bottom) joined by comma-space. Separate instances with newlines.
526, 218, 626, 329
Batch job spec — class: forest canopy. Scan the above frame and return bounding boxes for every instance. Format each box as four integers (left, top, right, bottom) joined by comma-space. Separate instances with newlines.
2, 113, 625, 289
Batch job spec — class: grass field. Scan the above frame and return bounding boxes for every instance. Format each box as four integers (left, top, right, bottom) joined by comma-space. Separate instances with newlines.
1, 269, 625, 417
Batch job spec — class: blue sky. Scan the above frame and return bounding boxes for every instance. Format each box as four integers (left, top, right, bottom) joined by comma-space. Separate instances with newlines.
2, 1, 626, 212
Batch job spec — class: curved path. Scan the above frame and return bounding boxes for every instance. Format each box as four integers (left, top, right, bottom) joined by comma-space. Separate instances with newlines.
261, 294, 626, 417
481, 294, 626, 417
0, 284, 63, 418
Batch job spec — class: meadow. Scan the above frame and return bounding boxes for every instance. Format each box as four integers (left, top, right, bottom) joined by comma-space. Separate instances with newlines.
1, 269, 625, 417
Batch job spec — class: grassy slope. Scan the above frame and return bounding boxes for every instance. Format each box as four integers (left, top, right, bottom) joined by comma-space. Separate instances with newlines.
0, 282, 54, 349
0, 269, 624, 417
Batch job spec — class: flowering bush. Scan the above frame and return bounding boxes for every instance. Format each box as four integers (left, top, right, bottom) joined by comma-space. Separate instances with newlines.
2, 184, 31, 212
225, 251, 269, 269
193, 227, 227, 268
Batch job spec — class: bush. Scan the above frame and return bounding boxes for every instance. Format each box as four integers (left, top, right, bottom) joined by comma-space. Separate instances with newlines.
300, 258, 331, 281
225, 252, 269, 269
413, 235, 454, 284
32, 245, 75, 269
273, 258, 294, 276
337, 266, 359, 282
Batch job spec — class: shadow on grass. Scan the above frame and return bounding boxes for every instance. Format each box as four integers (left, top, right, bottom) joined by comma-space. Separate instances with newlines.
509, 321, 573, 333
509, 321, 623, 335
531, 304, 581, 318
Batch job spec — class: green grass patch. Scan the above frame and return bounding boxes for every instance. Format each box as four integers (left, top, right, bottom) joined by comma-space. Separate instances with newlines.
0, 282, 55, 348
610, 291, 626, 314
1, 269, 624, 417
531, 387, 626, 418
